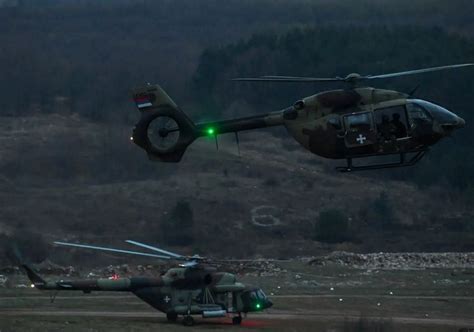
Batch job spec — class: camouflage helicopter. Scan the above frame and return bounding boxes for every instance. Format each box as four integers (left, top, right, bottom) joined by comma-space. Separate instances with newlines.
131, 63, 471, 171
22, 240, 273, 326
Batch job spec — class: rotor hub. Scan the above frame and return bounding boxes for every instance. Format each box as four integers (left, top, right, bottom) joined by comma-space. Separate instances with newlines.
344, 73, 362, 82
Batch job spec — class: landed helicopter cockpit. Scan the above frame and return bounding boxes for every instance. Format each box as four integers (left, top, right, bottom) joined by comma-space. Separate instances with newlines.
240, 288, 273, 312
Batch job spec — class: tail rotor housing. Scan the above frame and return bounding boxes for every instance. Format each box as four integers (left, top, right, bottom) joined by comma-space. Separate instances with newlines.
131, 85, 198, 162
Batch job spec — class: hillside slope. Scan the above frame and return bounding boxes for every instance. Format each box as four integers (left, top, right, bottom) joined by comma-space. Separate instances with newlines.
1, 114, 472, 266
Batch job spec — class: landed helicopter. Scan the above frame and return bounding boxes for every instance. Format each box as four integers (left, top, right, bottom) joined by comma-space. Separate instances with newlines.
131, 64, 471, 171
22, 240, 273, 326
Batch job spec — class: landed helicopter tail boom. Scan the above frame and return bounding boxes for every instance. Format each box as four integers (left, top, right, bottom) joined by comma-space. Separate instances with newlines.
131, 84, 286, 162
22, 264, 47, 289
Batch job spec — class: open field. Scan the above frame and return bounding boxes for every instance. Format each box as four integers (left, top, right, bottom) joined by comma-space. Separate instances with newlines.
1, 264, 473, 331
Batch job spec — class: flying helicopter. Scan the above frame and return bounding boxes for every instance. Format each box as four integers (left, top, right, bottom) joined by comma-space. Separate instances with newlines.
22, 240, 273, 326
131, 63, 471, 171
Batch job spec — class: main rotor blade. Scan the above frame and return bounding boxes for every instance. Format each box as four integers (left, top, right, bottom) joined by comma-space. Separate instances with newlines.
233, 63, 474, 83
366, 63, 474, 80
261, 76, 344, 81
125, 240, 183, 259
54, 241, 172, 260
232, 77, 342, 82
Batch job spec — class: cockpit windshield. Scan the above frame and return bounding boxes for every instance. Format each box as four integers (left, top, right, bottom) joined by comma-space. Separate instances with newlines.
248, 289, 266, 300
406, 101, 431, 120
242, 288, 272, 311
256, 289, 267, 299
408, 99, 457, 123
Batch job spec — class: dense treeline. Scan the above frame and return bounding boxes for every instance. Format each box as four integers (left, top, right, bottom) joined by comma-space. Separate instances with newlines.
193, 26, 474, 190
1, 0, 474, 121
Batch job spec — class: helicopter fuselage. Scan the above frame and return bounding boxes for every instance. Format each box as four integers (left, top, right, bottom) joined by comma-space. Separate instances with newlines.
24, 264, 272, 323
282, 87, 465, 159
131, 84, 465, 170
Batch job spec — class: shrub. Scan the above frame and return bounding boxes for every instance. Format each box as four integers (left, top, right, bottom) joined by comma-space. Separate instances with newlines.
1, 230, 49, 265
314, 209, 350, 243
160, 199, 194, 246
372, 191, 395, 228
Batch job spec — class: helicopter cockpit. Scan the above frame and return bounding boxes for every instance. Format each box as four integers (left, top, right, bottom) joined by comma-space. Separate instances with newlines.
336, 97, 466, 172
240, 288, 273, 312
407, 99, 465, 131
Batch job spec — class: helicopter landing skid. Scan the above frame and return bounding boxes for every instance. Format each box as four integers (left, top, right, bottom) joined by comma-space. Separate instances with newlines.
336, 150, 427, 172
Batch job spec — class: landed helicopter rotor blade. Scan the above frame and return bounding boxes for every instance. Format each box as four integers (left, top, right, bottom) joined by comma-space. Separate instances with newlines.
125, 240, 184, 259
54, 241, 172, 260
365, 63, 474, 80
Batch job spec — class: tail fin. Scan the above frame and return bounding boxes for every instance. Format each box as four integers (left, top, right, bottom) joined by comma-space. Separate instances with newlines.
131, 84, 198, 162
22, 264, 46, 289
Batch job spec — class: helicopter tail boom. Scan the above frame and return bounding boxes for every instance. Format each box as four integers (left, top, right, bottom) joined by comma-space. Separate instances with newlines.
132, 84, 285, 161
22, 264, 47, 289
195, 111, 284, 136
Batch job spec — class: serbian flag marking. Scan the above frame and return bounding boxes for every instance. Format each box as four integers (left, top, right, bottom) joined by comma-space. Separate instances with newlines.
134, 95, 153, 109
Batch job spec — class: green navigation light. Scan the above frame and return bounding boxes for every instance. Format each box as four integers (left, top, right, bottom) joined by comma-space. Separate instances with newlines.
255, 303, 261, 309
206, 127, 215, 135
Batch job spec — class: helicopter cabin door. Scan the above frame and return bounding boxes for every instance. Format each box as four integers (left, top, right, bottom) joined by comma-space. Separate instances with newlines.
343, 111, 376, 148
373, 105, 410, 152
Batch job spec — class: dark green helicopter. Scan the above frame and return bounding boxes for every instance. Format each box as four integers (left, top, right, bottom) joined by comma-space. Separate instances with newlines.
131, 63, 471, 171
23, 240, 273, 326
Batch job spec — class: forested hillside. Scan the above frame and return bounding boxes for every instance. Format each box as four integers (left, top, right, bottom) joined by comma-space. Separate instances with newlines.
1, 0, 474, 120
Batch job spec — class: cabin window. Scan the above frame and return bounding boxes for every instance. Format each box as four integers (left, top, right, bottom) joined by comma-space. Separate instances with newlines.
327, 116, 342, 130
374, 105, 409, 139
344, 112, 372, 132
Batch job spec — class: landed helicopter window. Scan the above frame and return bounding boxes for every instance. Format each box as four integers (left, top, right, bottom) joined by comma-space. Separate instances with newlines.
257, 290, 266, 299
344, 112, 372, 132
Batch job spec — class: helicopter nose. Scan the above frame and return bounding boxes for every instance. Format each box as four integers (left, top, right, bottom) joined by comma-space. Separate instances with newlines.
265, 299, 273, 309
441, 115, 465, 130
456, 116, 466, 128
413, 99, 465, 131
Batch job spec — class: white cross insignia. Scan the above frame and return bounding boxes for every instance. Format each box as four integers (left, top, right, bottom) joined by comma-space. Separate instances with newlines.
164, 295, 171, 303
356, 134, 367, 144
